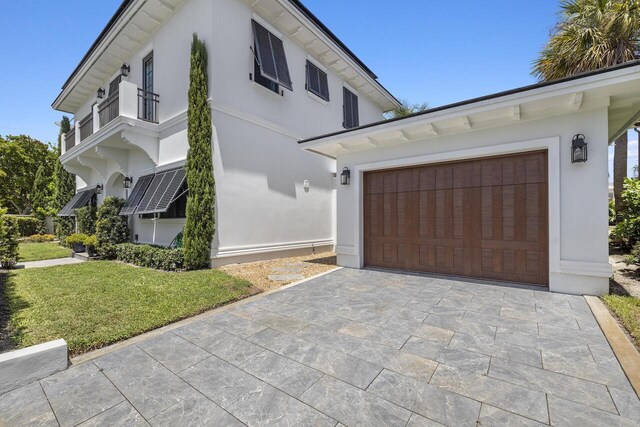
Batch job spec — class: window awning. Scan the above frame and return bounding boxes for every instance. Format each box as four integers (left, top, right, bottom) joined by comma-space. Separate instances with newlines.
135, 167, 186, 215
57, 187, 97, 217
252, 20, 293, 91
119, 174, 154, 215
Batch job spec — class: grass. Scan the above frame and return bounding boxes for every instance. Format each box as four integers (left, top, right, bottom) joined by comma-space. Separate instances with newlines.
3, 261, 254, 355
18, 242, 71, 262
602, 294, 640, 348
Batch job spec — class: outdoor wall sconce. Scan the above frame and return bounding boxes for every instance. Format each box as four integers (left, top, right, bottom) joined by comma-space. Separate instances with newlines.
96, 184, 103, 194
340, 167, 351, 185
96, 87, 105, 99
123, 176, 133, 189
121, 63, 130, 77
571, 134, 588, 163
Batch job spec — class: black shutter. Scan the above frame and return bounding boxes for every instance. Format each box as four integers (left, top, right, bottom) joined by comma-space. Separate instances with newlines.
120, 175, 154, 215
306, 60, 329, 102
57, 187, 97, 217
343, 88, 358, 129
351, 91, 359, 127
136, 168, 187, 214
252, 20, 292, 91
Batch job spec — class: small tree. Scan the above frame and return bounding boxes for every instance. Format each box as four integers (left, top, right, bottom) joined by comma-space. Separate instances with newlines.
54, 117, 76, 239
75, 204, 97, 235
32, 165, 50, 233
0, 209, 19, 268
95, 196, 130, 259
183, 34, 215, 270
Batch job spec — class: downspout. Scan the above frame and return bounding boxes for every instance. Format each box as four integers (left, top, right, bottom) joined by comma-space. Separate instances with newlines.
635, 122, 640, 178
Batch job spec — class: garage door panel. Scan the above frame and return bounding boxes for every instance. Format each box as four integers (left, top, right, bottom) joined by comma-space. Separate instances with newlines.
364, 151, 548, 286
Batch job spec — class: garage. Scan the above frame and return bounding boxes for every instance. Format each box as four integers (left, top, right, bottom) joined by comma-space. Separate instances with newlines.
300, 62, 640, 295
363, 152, 548, 285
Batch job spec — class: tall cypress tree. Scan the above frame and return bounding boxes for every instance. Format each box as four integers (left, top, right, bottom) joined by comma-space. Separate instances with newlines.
32, 165, 49, 233
53, 116, 76, 238
183, 34, 215, 269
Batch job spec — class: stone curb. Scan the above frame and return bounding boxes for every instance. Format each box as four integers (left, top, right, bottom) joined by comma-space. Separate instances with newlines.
585, 295, 640, 398
71, 266, 342, 366
0, 339, 68, 395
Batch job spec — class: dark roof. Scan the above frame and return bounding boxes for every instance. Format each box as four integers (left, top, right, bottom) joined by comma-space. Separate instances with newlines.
55, 0, 396, 106
299, 59, 640, 144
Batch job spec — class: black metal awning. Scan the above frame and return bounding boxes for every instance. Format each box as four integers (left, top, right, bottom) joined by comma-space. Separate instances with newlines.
135, 168, 186, 215
119, 174, 154, 215
57, 187, 97, 217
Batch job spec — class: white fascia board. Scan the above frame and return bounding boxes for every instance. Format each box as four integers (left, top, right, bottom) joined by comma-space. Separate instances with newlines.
301, 64, 640, 150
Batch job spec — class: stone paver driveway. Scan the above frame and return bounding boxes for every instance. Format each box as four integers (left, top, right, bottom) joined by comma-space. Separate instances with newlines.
2, 269, 640, 426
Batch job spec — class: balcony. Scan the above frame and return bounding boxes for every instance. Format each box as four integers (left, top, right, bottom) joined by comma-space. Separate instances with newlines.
60, 80, 162, 185
63, 81, 160, 153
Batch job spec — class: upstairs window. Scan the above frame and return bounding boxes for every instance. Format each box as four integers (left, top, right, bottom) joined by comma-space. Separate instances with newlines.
343, 88, 359, 129
306, 60, 329, 102
252, 20, 293, 91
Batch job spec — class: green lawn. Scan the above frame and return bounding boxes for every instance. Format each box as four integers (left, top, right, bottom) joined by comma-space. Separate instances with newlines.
2, 261, 254, 355
602, 294, 640, 348
18, 242, 71, 262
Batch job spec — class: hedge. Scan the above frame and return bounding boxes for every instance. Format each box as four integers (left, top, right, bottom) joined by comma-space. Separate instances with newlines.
0, 212, 19, 268
115, 243, 184, 271
6, 215, 41, 237
22, 234, 56, 243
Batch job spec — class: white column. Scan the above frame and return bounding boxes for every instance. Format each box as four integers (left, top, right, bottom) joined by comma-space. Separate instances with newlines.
119, 80, 138, 119
74, 121, 81, 147
92, 103, 100, 133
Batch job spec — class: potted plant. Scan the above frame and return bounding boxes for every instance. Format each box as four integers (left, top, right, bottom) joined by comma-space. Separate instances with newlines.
84, 235, 97, 258
67, 233, 88, 253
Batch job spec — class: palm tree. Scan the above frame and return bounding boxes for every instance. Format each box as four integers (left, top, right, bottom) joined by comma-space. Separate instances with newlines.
532, 0, 640, 217
386, 99, 429, 119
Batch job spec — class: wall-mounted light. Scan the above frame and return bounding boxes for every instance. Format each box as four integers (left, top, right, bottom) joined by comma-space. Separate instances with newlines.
96, 87, 105, 99
340, 167, 351, 185
123, 176, 133, 189
121, 63, 130, 77
96, 184, 103, 194
571, 134, 588, 164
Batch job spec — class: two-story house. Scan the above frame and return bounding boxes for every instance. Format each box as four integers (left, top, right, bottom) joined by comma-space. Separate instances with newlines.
54, 0, 400, 265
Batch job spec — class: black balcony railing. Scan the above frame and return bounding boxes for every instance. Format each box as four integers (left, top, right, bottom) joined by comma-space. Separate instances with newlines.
65, 127, 76, 151
79, 113, 93, 141
98, 92, 120, 127
138, 89, 159, 123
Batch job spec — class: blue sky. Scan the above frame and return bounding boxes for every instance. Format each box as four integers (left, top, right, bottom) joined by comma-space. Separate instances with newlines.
0, 0, 636, 177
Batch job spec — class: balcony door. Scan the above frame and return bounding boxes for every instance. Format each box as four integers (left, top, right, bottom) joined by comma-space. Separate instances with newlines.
142, 52, 154, 121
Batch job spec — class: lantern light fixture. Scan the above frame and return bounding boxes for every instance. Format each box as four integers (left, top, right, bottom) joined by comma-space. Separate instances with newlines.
96, 87, 105, 99
96, 184, 103, 195
340, 167, 351, 186
571, 134, 588, 164
121, 63, 130, 77
123, 176, 133, 189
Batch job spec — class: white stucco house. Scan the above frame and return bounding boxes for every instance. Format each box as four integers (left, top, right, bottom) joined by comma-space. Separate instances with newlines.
53, 0, 400, 265
300, 61, 640, 295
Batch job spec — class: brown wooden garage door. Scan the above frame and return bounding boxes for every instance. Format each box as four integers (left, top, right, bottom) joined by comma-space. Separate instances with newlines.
364, 151, 548, 286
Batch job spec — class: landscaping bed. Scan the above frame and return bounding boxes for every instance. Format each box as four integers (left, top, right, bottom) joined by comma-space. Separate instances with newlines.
607, 254, 640, 351
1, 261, 255, 355
18, 242, 71, 262
219, 251, 337, 292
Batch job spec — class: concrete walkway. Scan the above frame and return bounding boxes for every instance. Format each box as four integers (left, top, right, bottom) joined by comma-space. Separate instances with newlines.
14, 257, 83, 269
2, 269, 640, 426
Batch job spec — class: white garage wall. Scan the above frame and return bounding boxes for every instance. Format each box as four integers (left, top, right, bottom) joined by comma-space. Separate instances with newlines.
335, 107, 611, 295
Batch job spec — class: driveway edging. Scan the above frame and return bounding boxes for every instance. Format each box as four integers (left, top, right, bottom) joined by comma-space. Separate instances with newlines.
585, 295, 640, 398
70, 267, 342, 366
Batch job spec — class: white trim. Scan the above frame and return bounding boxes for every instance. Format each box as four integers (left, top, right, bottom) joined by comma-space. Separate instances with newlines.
251, 80, 284, 100
252, 12, 283, 38
560, 260, 613, 278
307, 90, 329, 106
212, 100, 304, 140
343, 82, 358, 95
213, 238, 334, 258
349, 136, 562, 278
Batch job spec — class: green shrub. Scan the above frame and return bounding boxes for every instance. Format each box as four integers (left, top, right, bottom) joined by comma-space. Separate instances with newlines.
609, 199, 616, 226
66, 233, 89, 247
0, 210, 19, 268
612, 178, 640, 248
115, 243, 184, 271
95, 197, 129, 259
75, 205, 96, 235
6, 215, 40, 237
23, 234, 56, 243
84, 235, 97, 249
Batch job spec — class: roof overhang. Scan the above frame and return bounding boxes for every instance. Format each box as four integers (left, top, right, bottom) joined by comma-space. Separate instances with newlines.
300, 61, 640, 159
52, 0, 186, 113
